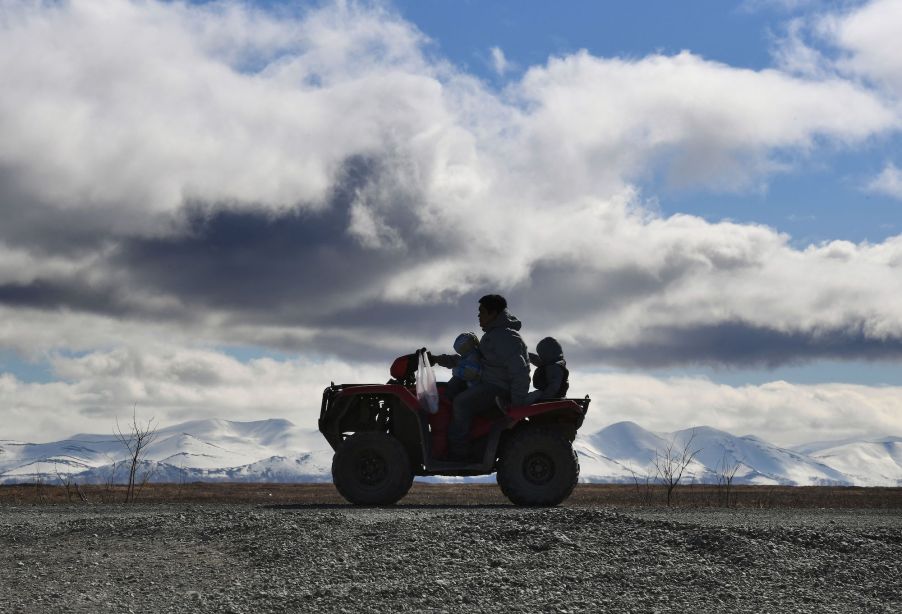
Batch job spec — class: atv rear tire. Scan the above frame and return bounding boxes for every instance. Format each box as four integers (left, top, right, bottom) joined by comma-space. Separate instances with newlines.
496, 426, 579, 506
332, 432, 414, 505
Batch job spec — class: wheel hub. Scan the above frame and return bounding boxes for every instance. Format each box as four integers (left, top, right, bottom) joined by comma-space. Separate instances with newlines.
523, 452, 554, 485
356, 450, 387, 485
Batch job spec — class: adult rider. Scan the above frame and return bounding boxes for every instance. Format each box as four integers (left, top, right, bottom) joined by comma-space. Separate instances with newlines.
434, 294, 530, 461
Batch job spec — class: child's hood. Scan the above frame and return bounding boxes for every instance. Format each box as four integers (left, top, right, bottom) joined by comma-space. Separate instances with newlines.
536, 337, 565, 365
453, 332, 480, 356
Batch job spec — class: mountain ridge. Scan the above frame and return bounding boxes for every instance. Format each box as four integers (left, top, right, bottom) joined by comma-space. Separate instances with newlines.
2, 418, 900, 486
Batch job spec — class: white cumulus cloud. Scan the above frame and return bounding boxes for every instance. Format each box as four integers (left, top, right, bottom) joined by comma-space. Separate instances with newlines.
866, 163, 902, 199
818, 0, 902, 98
1, 1, 902, 441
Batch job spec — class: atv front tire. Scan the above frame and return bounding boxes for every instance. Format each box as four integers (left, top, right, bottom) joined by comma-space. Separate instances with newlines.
332, 432, 414, 505
496, 426, 579, 506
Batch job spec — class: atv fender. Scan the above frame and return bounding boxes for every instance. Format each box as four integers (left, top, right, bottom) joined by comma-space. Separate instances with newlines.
319, 384, 426, 468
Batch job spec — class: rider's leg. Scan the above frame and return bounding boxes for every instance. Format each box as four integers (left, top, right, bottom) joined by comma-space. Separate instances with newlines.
445, 376, 467, 401
448, 381, 506, 459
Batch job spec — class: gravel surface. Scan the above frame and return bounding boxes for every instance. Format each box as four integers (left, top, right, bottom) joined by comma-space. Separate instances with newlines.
1, 503, 900, 613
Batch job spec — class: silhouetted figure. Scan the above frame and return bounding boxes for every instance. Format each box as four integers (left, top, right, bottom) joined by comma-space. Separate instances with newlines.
433, 331, 483, 401
525, 337, 569, 404
444, 294, 529, 460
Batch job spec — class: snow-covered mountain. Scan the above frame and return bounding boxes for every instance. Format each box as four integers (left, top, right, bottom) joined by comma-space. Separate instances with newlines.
792, 436, 902, 487
575, 422, 854, 486
1, 418, 899, 486
0, 418, 333, 485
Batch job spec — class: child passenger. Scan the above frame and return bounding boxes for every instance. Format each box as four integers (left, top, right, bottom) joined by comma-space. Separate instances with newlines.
525, 337, 570, 404
432, 332, 482, 400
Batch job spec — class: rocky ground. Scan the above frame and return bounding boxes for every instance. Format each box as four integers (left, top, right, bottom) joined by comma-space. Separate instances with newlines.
1, 495, 901, 613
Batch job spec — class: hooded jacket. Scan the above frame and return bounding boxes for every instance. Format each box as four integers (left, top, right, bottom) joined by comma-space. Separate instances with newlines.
479, 309, 530, 406
525, 336, 569, 404
451, 332, 482, 383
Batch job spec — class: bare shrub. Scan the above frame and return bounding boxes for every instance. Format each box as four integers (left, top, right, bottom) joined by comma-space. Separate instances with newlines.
74, 480, 89, 503
54, 464, 77, 503
751, 486, 777, 508
653, 429, 701, 507
626, 462, 654, 506
115, 408, 158, 503
33, 463, 47, 503
100, 457, 120, 503
174, 461, 189, 498
715, 453, 742, 508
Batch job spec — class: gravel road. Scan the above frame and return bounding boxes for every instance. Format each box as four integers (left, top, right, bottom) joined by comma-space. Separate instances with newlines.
1, 502, 900, 613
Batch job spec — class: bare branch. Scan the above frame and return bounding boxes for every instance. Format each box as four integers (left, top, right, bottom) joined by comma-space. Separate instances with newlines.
54, 463, 74, 503
716, 452, 742, 508
625, 461, 654, 506
653, 429, 702, 507
114, 406, 158, 503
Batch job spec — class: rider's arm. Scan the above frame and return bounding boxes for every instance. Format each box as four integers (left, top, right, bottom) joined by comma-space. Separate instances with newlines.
430, 354, 459, 369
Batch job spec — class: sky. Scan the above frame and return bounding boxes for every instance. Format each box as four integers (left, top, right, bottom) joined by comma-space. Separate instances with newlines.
1, 0, 902, 446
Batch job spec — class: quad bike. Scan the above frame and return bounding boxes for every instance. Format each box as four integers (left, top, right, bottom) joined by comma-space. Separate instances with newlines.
319, 350, 590, 506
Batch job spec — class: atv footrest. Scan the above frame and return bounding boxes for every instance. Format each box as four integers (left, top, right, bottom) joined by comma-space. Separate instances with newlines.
424, 459, 491, 473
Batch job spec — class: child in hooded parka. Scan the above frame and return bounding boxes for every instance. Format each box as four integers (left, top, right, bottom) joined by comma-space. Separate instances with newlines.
433, 332, 483, 400
525, 337, 569, 404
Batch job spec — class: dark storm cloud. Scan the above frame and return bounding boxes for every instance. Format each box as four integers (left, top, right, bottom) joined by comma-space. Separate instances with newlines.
120, 205, 353, 317
0, 152, 473, 337
7, 169, 902, 370
0, 152, 494, 358
584, 321, 902, 368
0, 280, 121, 314
115, 154, 445, 325
4, 152, 902, 370
0, 278, 192, 323
0, 168, 132, 257
504, 262, 681, 324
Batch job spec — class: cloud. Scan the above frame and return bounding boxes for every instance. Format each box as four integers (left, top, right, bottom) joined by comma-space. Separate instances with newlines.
0, 0, 441, 230
0, 345, 387, 441
576, 321, 902, 369
5, 204, 902, 371
773, 0, 902, 100
817, 0, 902, 98
2, 345, 900, 445
576, 371, 902, 447
1, 0, 894, 235
515, 50, 895, 194
1, 0, 902, 442
866, 163, 902, 199
489, 46, 509, 75
770, 18, 831, 78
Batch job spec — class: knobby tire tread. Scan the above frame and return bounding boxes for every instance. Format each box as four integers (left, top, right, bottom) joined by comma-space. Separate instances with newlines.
332, 431, 413, 505
497, 426, 579, 506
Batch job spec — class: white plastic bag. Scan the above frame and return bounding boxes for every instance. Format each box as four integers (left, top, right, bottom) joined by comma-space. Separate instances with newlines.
416, 350, 439, 414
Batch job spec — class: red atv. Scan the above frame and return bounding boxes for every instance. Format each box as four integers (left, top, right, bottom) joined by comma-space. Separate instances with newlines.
318, 351, 590, 506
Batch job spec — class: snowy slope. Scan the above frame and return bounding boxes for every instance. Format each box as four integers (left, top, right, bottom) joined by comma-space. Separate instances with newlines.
574, 422, 848, 486
574, 421, 668, 483
792, 436, 902, 486
0, 418, 333, 484
666, 425, 849, 486
1, 418, 899, 486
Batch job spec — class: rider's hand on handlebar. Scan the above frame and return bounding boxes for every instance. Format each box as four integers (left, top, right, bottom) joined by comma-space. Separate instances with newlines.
417, 347, 438, 366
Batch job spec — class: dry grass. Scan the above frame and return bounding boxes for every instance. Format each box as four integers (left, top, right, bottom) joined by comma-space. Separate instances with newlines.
2, 482, 901, 508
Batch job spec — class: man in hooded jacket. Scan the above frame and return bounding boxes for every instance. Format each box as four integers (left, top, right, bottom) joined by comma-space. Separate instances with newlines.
440, 294, 530, 461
